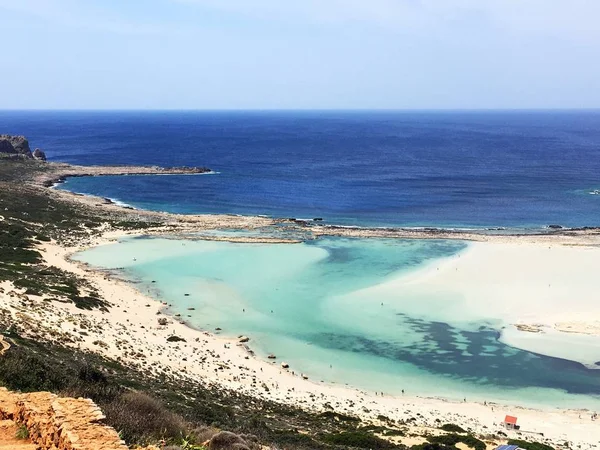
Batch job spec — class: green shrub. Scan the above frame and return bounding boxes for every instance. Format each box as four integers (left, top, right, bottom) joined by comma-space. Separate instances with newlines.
440, 424, 466, 433
508, 440, 555, 450
428, 433, 485, 450
15, 425, 29, 440
321, 431, 398, 449
412, 443, 456, 450
461, 435, 486, 450
101, 391, 187, 444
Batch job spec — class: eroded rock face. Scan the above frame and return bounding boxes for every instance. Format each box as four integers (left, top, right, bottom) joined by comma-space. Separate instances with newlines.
0, 139, 15, 154
0, 387, 128, 449
0, 135, 45, 160
0, 135, 32, 157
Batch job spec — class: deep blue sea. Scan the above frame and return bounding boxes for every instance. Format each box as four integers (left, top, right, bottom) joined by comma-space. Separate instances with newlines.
2, 110, 600, 228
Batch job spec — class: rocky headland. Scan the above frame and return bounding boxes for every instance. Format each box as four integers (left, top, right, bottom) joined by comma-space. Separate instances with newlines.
0, 135, 46, 161
0, 134, 212, 187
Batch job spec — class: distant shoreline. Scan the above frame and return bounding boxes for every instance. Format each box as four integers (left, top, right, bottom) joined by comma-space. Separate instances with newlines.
34, 161, 600, 247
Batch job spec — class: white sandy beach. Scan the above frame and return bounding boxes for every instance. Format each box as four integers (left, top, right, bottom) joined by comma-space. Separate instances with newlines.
382, 241, 600, 367
2, 232, 600, 449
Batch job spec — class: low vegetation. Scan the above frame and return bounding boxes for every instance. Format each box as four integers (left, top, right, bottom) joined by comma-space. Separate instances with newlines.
439, 424, 466, 433
15, 424, 29, 440
425, 433, 486, 450
508, 439, 555, 450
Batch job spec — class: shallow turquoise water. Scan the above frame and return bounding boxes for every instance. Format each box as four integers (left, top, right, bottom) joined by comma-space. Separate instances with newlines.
75, 236, 600, 408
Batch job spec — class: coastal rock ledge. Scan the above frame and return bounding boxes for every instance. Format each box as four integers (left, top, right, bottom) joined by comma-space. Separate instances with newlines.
0, 135, 46, 160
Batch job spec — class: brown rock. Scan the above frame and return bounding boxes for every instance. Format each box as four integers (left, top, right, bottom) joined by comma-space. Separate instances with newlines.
208, 431, 250, 450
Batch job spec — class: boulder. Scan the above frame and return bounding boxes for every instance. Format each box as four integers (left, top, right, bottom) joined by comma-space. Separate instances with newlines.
32, 148, 47, 160
208, 431, 250, 450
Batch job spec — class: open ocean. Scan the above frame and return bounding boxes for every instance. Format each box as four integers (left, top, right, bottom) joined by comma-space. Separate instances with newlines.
2, 110, 600, 228
4, 110, 600, 407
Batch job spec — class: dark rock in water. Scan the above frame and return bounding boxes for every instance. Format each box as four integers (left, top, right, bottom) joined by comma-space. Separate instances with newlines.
32, 148, 46, 160
595, 361, 600, 366
548, 224, 563, 229
313, 217, 324, 221
184, 293, 190, 296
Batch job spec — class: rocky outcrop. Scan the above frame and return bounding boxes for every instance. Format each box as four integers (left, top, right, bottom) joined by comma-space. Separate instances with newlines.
37, 163, 212, 187
33, 148, 47, 161
0, 135, 40, 160
0, 387, 127, 449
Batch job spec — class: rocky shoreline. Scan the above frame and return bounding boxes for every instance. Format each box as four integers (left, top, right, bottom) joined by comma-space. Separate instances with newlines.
20, 160, 600, 247
38, 162, 213, 187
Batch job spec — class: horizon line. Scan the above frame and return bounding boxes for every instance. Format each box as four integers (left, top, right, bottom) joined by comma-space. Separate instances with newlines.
1, 107, 600, 113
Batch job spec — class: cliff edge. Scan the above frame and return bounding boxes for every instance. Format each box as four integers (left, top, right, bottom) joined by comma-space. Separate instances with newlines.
0, 135, 46, 161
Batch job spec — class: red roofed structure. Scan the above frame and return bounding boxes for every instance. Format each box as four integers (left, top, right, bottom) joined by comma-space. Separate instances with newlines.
502, 415, 519, 430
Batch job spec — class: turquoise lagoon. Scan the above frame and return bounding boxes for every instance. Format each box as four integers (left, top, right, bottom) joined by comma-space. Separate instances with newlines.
74, 236, 600, 409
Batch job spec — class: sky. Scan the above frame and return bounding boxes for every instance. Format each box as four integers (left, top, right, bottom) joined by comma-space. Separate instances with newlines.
0, 0, 599, 109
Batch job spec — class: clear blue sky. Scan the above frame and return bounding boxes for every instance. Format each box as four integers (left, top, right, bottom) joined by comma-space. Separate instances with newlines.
1, 0, 599, 109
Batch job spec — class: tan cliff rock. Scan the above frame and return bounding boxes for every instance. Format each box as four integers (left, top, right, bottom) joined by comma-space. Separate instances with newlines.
0, 387, 128, 450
